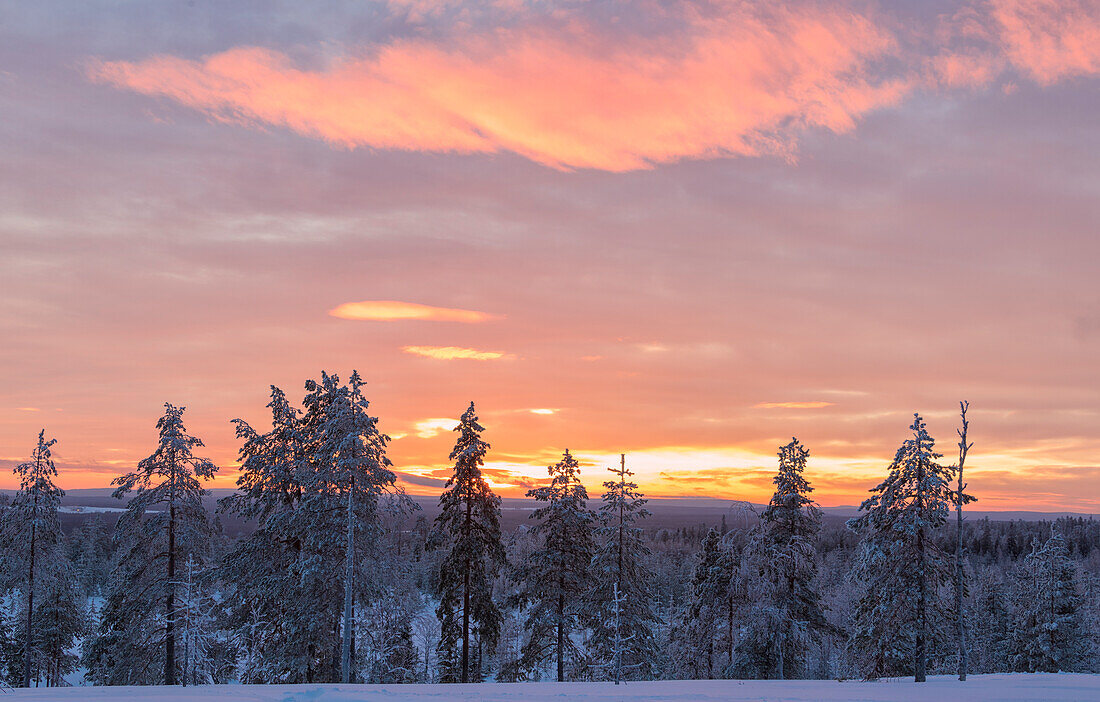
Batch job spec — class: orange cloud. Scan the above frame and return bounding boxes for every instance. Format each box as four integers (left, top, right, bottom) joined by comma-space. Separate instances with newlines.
402, 345, 512, 360
329, 300, 496, 322
992, 0, 1100, 84
87, 3, 906, 171
754, 401, 836, 409
411, 418, 458, 438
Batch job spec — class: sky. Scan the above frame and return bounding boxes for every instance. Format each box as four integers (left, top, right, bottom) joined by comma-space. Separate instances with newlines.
1, 0, 1099, 511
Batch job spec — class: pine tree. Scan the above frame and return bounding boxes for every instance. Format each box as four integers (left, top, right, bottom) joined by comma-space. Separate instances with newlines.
7, 431, 64, 688
301, 371, 397, 683
106, 403, 218, 685
218, 385, 314, 683
218, 374, 405, 684
509, 449, 596, 681
848, 413, 968, 681
970, 570, 1012, 673
1010, 530, 1086, 672
671, 527, 730, 679
737, 438, 829, 679
432, 402, 506, 683
29, 558, 87, 687
585, 454, 659, 680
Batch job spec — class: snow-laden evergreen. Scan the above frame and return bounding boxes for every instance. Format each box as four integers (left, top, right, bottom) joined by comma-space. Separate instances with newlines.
735, 438, 829, 680
1010, 530, 1088, 672
218, 373, 409, 685
84, 404, 218, 686
431, 402, 506, 683
848, 414, 970, 681
3, 430, 81, 688
508, 450, 596, 681
669, 527, 742, 679
583, 455, 659, 681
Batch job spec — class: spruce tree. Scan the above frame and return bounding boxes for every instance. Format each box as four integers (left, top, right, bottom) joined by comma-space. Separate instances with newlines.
30, 560, 87, 686
7, 431, 64, 688
848, 413, 968, 681
971, 571, 1012, 673
432, 402, 506, 683
301, 371, 397, 683
585, 454, 659, 680
219, 373, 404, 684
737, 438, 829, 679
1010, 530, 1086, 672
108, 403, 218, 685
672, 527, 731, 679
509, 449, 596, 681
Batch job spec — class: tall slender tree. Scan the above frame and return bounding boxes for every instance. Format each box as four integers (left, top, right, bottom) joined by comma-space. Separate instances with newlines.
300, 371, 398, 684
585, 454, 659, 680
510, 449, 596, 681
737, 438, 829, 679
110, 403, 218, 686
432, 402, 506, 683
9, 431, 64, 688
848, 413, 969, 681
954, 401, 975, 680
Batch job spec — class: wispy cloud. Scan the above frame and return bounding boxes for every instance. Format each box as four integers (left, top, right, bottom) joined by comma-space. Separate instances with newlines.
85, 1, 1100, 172
403, 345, 513, 360
86, 2, 905, 171
755, 401, 836, 409
329, 300, 496, 322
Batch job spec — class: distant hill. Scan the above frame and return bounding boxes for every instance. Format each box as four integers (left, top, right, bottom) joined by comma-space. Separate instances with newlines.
4, 489, 1095, 534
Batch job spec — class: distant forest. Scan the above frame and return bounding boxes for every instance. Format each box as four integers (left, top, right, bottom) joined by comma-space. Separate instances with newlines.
2, 372, 1098, 687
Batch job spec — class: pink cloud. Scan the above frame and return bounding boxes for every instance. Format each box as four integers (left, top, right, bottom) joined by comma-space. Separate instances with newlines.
87, 3, 906, 171
992, 0, 1100, 84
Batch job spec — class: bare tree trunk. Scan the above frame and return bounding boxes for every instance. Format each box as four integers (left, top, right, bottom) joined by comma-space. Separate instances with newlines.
956, 401, 971, 681
165, 470, 177, 686
462, 492, 472, 683
341, 482, 355, 683
915, 440, 927, 683
22, 493, 37, 689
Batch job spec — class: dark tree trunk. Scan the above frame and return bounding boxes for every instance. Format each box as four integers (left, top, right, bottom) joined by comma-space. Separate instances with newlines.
915, 451, 927, 683
556, 587, 565, 682
22, 495, 37, 689
166, 500, 176, 685
462, 494, 472, 683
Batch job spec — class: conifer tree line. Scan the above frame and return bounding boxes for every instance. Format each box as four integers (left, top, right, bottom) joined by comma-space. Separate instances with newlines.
2, 380, 1099, 687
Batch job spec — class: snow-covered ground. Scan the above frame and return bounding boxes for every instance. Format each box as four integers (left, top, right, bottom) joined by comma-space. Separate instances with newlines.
6, 675, 1099, 701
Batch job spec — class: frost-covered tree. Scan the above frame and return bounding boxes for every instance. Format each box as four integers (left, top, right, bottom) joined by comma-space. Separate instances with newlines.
301, 371, 397, 683
585, 454, 659, 680
88, 403, 218, 686
431, 402, 505, 683
670, 527, 735, 679
29, 560, 87, 687
509, 449, 596, 681
6, 431, 65, 688
218, 374, 406, 684
848, 414, 968, 681
736, 438, 829, 679
970, 570, 1012, 673
1010, 530, 1086, 672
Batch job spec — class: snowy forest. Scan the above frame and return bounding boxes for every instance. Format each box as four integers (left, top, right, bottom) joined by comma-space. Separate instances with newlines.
1, 372, 1099, 689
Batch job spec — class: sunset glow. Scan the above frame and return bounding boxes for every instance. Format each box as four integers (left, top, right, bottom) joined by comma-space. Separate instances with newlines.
2, 0, 1099, 513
